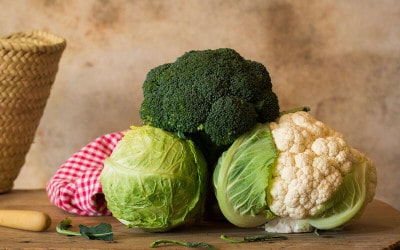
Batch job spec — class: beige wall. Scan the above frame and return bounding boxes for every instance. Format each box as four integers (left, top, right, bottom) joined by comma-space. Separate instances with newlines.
1, 0, 399, 210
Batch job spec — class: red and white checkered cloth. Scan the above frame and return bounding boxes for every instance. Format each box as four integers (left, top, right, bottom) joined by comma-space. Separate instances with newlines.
46, 132, 124, 216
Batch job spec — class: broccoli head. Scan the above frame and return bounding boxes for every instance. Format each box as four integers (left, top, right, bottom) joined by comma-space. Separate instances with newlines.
140, 48, 280, 147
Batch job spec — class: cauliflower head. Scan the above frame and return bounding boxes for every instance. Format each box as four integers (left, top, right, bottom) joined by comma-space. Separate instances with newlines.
268, 111, 377, 220
213, 110, 377, 232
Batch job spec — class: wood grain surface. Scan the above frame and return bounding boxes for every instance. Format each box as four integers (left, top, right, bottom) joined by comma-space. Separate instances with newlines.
0, 190, 399, 249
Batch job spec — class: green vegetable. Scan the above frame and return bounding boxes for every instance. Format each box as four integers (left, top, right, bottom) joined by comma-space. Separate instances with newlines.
140, 48, 280, 163
213, 111, 377, 233
213, 123, 278, 228
150, 239, 216, 249
220, 234, 288, 243
100, 125, 208, 232
56, 218, 113, 241
278, 106, 310, 116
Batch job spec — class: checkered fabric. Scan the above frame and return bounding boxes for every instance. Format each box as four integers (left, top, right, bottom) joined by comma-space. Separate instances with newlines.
46, 132, 124, 216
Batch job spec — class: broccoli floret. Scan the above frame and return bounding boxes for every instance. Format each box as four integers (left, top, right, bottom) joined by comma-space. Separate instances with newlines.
140, 48, 280, 151
205, 96, 258, 145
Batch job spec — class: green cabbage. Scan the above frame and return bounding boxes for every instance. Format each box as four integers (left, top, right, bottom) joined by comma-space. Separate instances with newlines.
100, 125, 208, 232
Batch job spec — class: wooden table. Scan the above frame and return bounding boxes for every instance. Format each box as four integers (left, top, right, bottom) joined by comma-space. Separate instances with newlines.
0, 190, 399, 249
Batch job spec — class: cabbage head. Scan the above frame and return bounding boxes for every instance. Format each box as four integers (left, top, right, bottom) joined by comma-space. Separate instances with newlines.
100, 125, 208, 232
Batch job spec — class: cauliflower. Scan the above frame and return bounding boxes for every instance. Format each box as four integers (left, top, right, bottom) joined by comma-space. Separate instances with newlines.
213, 110, 377, 233
269, 111, 359, 218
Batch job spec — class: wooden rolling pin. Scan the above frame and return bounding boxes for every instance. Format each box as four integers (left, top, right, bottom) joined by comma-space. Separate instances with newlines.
0, 210, 51, 231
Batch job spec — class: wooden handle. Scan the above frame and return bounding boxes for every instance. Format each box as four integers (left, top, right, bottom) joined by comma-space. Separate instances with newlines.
0, 210, 51, 231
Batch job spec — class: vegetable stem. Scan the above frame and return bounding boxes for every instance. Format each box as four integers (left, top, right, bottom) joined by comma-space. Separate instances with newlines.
150, 239, 216, 250
56, 226, 81, 236
220, 234, 288, 243
279, 106, 310, 116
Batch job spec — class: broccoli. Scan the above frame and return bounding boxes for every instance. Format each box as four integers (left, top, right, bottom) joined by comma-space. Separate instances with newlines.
140, 48, 280, 159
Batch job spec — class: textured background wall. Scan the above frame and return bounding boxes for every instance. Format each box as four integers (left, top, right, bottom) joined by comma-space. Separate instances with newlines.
1, 0, 399, 210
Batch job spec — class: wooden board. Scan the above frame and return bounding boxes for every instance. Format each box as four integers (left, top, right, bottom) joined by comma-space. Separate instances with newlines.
0, 190, 399, 249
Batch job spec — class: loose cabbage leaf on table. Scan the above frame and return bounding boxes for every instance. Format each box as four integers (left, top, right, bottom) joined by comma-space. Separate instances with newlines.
56, 217, 114, 241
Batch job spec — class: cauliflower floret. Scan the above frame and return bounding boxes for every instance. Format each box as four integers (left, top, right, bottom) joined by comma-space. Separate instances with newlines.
268, 111, 356, 219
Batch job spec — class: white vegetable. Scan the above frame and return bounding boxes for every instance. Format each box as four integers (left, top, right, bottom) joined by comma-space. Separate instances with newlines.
213, 110, 377, 233
268, 111, 377, 220
265, 217, 314, 233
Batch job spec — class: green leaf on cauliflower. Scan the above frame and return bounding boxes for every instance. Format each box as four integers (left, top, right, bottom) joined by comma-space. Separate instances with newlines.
213, 123, 278, 227
306, 152, 375, 229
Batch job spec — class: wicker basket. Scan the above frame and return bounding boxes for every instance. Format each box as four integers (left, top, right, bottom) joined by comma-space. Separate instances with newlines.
0, 30, 66, 193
